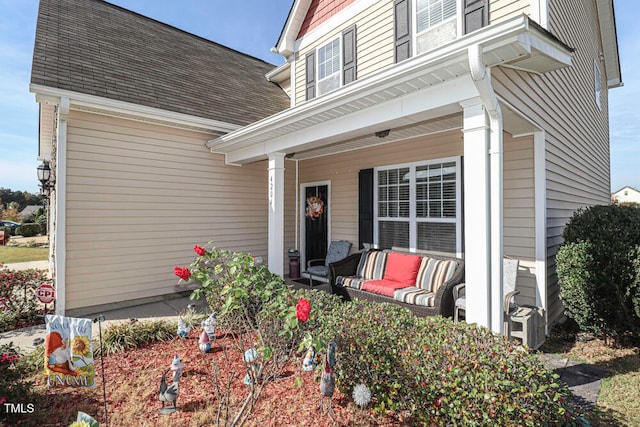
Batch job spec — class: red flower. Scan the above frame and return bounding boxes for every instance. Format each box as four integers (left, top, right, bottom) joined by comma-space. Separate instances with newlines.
295, 298, 312, 323
174, 266, 191, 281
193, 245, 207, 256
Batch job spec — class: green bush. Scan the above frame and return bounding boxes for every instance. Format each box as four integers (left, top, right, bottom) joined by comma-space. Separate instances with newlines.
15, 223, 41, 237
97, 319, 175, 356
323, 302, 576, 426
0, 268, 49, 333
0, 343, 35, 424
557, 205, 640, 341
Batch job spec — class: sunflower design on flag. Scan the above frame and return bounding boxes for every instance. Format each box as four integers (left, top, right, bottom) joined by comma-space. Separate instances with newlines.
305, 196, 324, 220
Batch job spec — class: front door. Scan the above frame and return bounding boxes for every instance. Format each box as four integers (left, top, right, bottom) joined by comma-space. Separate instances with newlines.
303, 184, 329, 266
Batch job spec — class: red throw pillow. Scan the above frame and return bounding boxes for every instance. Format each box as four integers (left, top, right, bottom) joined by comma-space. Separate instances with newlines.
383, 252, 422, 286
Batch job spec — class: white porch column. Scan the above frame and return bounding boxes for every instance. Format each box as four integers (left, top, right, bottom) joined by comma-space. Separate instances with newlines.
267, 152, 286, 275
54, 97, 69, 315
461, 98, 491, 328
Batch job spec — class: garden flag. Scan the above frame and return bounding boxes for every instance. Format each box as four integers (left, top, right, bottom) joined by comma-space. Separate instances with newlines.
44, 315, 96, 388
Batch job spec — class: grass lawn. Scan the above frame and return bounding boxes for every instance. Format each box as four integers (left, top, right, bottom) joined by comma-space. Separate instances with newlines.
541, 322, 640, 426
0, 246, 49, 264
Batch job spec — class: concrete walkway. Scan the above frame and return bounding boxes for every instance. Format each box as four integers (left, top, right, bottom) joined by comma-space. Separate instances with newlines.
0, 294, 208, 353
2, 260, 49, 271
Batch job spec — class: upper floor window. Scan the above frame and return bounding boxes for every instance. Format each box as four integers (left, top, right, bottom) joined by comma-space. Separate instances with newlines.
594, 59, 602, 110
317, 38, 341, 96
416, 0, 456, 33
305, 25, 357, 101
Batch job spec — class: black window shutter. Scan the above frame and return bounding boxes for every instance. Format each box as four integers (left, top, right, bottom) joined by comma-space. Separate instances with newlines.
464, 0, 489, 34
394, 0, 412, 63
342, 25, 357, 85
305, 52, 316, 100
358, 168, 374, 250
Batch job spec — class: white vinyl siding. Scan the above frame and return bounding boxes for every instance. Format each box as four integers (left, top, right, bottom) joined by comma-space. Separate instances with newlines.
493, 0, 610, 324
489, 0, 530, 24
295, 1, 394, 105
64, 111, 269, 311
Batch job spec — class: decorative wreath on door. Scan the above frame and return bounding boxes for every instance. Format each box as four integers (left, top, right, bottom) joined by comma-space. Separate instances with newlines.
305, 196, 324, 221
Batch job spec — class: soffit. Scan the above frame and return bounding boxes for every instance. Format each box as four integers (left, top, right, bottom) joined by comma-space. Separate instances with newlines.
212, 15, 573, 165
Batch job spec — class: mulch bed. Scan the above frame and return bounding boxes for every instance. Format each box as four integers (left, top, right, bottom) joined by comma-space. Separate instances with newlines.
22, 328, 404, 426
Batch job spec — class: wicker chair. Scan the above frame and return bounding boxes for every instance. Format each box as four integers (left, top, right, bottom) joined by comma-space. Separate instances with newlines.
305, 240, 352, 286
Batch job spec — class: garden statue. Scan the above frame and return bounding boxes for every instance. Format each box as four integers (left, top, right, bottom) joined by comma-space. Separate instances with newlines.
198, 330, 211, 353
159, 354, 183, 414
319, 341, 337, 416
177, 315, 190, 339
302, 343, 316, 372
201, 312, 217, 341
243, 348, 259, 385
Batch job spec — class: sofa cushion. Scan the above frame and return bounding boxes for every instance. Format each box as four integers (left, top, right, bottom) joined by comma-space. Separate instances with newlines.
356, 251, 388, 280
383, 252, 422, 286
336, 276, 368, 290
361, 279, 410, 297
394, 286, 436, 307
416, 257, 458, 293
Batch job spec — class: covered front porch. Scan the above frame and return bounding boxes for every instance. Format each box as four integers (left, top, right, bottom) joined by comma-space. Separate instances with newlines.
206, 15, 572, 333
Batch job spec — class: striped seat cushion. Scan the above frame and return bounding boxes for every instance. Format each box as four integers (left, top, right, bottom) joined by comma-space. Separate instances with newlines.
335, 276, 368, 290
394, 286, 436, 307
416, 258, 458, 293
356, 251, 388, 280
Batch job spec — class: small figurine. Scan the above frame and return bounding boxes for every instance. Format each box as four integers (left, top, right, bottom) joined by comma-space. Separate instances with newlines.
319, 341, 337, 417
177, 315, 190, 339
159, 354, 183, 414
243, 348, 259, 385
201, 312, 217, 341
302, 344, 316, 372
198, 330, 211, 353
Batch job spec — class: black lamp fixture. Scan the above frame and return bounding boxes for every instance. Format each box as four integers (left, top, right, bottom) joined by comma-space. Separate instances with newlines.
37, 160, 55, 195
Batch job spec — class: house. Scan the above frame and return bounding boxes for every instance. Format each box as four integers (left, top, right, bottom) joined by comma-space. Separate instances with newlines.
612, 186, 640, 204
18, 205, 42, 221
30, 0, 621, 335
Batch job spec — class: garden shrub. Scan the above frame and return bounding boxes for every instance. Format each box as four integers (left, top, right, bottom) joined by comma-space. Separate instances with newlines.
557, 204, 640, 341
97, 319, 175, 356
327, 301, 576, 426
0, 343, 36, 425
15, 223, 41, 237
0, 268, 49, 333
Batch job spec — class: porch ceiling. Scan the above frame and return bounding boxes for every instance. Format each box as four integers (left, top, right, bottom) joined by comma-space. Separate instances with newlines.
207, 15, 573, 165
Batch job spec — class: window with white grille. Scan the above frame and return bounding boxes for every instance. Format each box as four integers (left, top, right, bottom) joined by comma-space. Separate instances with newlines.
375, 158, 461, 256
317, 38, 341, 95
416, 0, 456, 33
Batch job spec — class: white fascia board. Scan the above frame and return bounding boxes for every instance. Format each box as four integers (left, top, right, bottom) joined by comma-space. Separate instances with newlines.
595, 0, 622, 88
224, 76, 475, 164
29, 84, 241, 134
275, 0, 312, 57
265, 62, 291, 83
517, 30, 573, 67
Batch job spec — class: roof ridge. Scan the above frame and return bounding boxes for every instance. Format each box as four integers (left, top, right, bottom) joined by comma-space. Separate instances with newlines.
98, 0, 278, 67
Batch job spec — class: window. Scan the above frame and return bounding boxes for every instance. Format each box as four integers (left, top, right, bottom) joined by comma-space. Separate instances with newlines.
317, 38, 341, 95
416, 0, 456, 33
375, 158, 461, 256
594, 59, 602, 110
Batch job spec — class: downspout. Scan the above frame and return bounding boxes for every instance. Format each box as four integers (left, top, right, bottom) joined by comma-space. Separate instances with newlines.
295, 159, 299, 250
468, 45, 504, 333
54, 97, 69, 315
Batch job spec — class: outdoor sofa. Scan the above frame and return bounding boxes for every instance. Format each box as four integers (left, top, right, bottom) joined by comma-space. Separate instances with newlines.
329, 249, 464, 317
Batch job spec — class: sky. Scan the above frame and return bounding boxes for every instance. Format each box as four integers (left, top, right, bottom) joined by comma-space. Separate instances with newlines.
0, 0, 637, 194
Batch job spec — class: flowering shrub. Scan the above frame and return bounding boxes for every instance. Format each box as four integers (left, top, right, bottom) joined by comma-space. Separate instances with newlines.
0, 267, 49, 332
0, 343, 35, 424
176, 244, 312, 425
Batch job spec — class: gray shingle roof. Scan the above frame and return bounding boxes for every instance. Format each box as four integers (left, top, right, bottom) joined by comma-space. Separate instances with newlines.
31, 0, 291, 126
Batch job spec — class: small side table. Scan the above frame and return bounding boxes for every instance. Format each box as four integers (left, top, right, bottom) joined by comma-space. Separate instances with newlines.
508, 306, 545, 349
